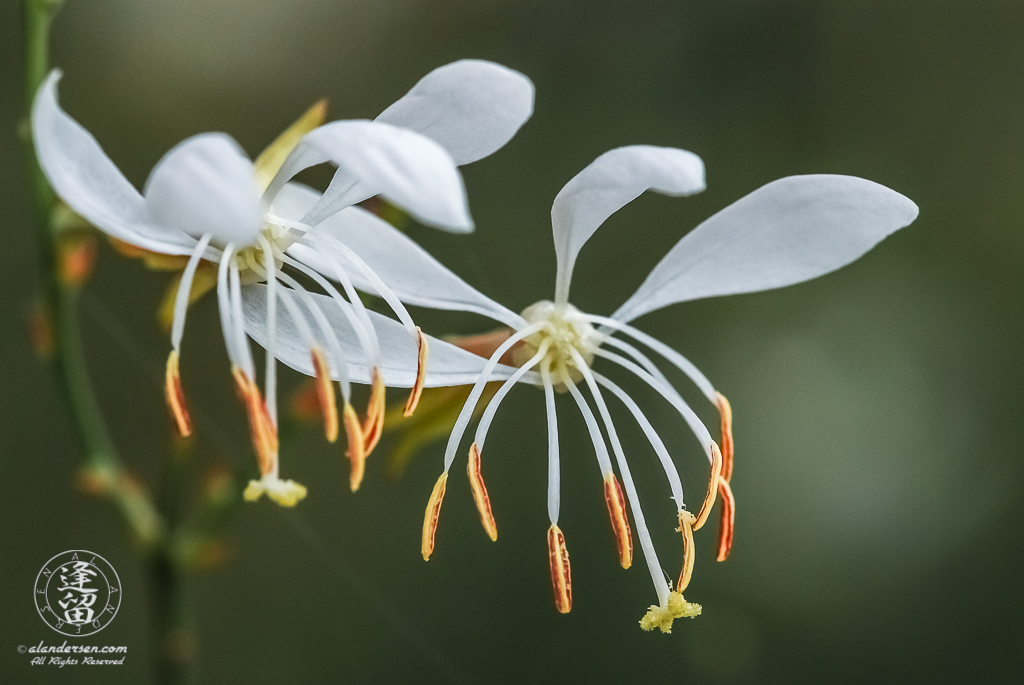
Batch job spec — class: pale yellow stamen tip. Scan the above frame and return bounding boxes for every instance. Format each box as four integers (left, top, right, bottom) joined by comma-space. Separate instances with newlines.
343, 403, 366, 492
243, 475, 308, 508
547, 524, 572, 614
404, 327, 428, 417
421, 472, 448, 561
467, 443, 498, 541
676, 509, 696, 592
639, 591, 702, 634
165, 349, 192, 437
310, 347, 338, 443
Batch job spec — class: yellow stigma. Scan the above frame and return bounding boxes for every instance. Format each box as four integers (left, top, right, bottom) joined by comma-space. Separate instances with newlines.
512, 301, 599, 391
639, 591, 702, 634
243, 475, 308, 508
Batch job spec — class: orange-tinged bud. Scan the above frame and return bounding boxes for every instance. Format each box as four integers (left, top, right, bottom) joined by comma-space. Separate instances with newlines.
288, 379, 322, 424
343, 403, 366, 491
421, 472, 448, 561
58, 234, 97, 287
310, 347, 338, 443
232, 366, 278, 477
467, 443, 498, 541
404, 327, 428, 417
603, 473, 633, 569
165, 350, 192, 437
693, 442, 723, 531
716, 392, 734, 482
27, 301, 54, 360
547, 524, 572, 614
362, 369, 386, 455
676, 509, 696, 592
716, 479, 735, 562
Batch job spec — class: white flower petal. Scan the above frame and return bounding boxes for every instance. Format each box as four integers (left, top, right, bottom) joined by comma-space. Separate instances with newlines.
551, 145, 705, 303
31, 70, 196, 255
279, 184, 524, 329
376, 59, 535, 166
242, 284, 522, 387
144, 133, 262, 247
612, 175, 920, 323
265, 120, 473, 232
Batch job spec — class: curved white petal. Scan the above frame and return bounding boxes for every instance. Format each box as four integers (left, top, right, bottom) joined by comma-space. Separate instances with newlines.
242, 285, 525, 387
265, 120, 472, 232
612, 175, 920, 323
31, 70, 196, 255
144, 133, 262, 247
278, 184, 524, 328
551, 145, 705, 303
376, 59, 535, 166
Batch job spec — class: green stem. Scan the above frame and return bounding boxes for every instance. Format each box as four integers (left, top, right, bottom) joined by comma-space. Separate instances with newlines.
147, 551, 196, 685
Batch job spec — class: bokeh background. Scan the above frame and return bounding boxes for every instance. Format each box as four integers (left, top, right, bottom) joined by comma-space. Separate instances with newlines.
2, 1, 1023, 683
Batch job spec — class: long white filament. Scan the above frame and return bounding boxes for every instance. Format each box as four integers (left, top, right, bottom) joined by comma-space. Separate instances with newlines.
215, 244, 240, 369
562, 373, 614, 475
583, 313, 717, 404
312, 233, 417, 334
540, 359, 561, 525
278, 251, 380, 372
593, 348, 713, 459
314, 250, 382, 367
473, 341, 550, 451
258, 236, 279, 425
601, 335, 670, 387
593, 372, 685, 509
229, 261, 256, 378
569, 347, 670, 606
441, 322, 548, 473
170, 233, 213, 351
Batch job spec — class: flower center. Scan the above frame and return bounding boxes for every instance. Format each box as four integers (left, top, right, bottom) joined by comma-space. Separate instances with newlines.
234, 222, 295, 284
513, 300, 600, 390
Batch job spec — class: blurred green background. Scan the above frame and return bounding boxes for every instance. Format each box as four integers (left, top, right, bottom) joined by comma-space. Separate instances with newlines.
2, 1, 1023, 683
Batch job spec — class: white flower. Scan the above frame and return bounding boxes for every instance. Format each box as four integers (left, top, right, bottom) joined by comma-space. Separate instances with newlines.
247, 144, 918, 627
31, 60, 534, 503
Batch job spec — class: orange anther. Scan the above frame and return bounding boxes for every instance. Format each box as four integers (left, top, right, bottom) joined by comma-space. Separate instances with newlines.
467, 443, 498, 541
310, 347, 338, 443
716, 479, 735, 562
421, 472, 448, 561
343, 403, 366, 492
676, 509, 696, 592
165, 350, 192, 437
603, 473, 633, 569
693, 442, 723, 531
547, 524, 572, 614
404, 327, 428, 417
232, 366, 278, 477
362, 368, 386, 455
716, 392, 734, 482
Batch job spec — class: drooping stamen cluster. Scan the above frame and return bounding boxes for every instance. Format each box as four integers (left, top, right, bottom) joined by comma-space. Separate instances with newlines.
418, 299, 736, 632
163, 208, 431, 503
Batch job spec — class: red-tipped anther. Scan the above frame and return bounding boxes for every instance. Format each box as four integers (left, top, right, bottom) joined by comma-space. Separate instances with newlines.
716, 392, 734, 482
232, 366, 278, 477
343, 403, 366, 491
165, 350, 192, 437
693, 442, 723, 531
362, 368, 386, 455
676, 509, 696, 592
404, 327, 428, 417
467, 443, 498, 541
603, 473, 633, 569
547, 524, 572, 614
421, 472, 448, 560
716, 479, 735, 562
310, 347, 338, 443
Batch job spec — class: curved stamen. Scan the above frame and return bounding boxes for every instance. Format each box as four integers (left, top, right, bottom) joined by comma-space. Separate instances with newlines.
568, 347, 670, 607
215, 244, 241, 369
229, 260, 256, 379
540, 359, 561, 526
404, 327, 429, 416
258, 236, 279, 425
441, 322, 547, 474
692, 442, 723, 531
467, 443, 497, 542
582, 313, 718, 405
592, 372, 685, 509
716, 479, 735, 561
170, 233, 214, 350
601, 335, 670, 387
593, 348, 713, 458
421, 472, 448, 561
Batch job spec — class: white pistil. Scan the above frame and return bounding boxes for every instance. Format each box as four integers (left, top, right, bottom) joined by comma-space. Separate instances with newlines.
171, 233, 213, 351
258, 236, 279, 425
569, 347, 670, 607
216, 244, 242, 370
593, 372, 685, 509
582, 313, 718, 405
229, 260, 256, 379
441, 322, 548, 473
540, 359, 561, 526
474, 340, 551, 451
